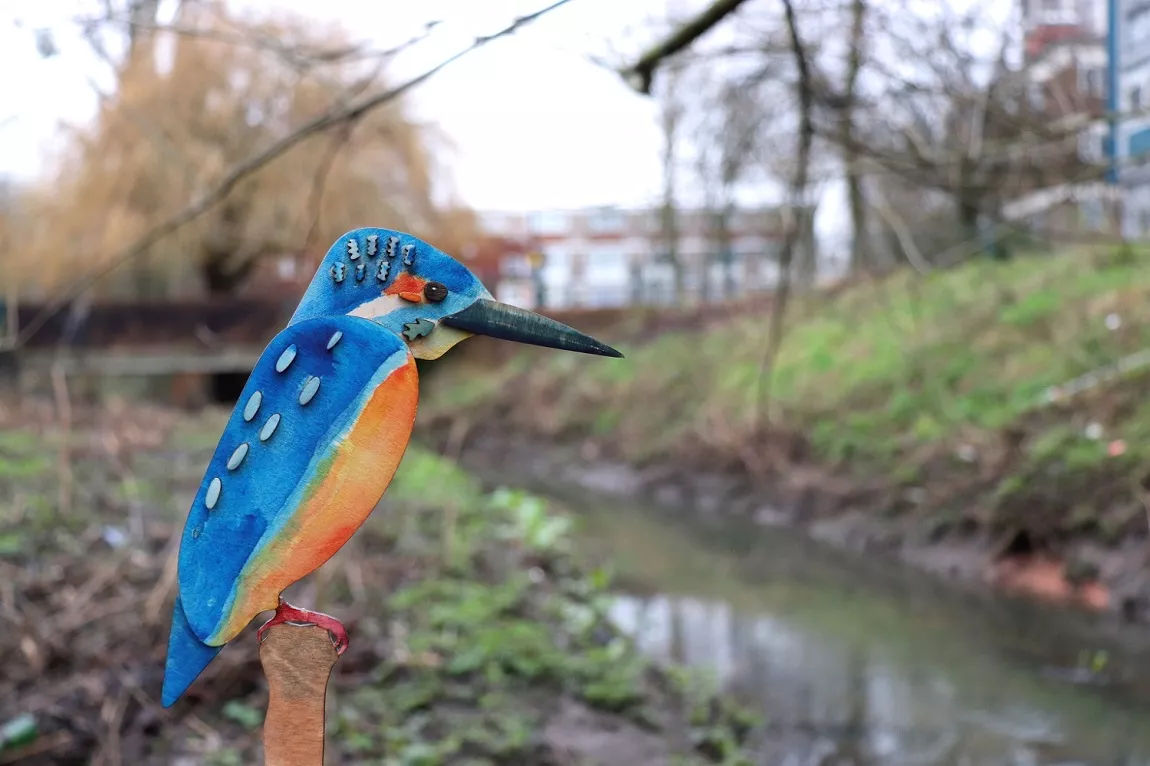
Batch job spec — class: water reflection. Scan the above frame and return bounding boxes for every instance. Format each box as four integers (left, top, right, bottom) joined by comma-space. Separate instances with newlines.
608, 580, 1150, 765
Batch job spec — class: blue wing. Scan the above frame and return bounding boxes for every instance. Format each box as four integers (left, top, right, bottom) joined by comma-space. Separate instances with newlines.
162, 315, 410, 706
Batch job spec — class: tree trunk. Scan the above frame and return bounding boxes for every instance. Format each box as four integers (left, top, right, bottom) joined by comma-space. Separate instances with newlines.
660, 142, 684, 304
658, 65, 685, 304
718, 203, 735, 299
841, 0, 869, 274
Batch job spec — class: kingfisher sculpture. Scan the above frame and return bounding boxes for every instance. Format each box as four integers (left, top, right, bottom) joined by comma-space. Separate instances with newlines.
162, 227, 621, 707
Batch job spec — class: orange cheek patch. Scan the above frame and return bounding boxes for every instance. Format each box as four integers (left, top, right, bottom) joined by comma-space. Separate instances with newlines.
385, 273, 427, 301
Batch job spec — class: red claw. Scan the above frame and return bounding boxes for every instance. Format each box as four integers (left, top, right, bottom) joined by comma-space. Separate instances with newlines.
257, 600, 349, 656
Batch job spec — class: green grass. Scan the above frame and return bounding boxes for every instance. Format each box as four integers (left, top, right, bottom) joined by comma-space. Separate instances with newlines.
305, 448, 759, 764
422, 245, 1150, 537
2, 410, 758, 764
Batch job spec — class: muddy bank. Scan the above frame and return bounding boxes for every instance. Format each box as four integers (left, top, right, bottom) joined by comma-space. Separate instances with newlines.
420, 422, 1150, 626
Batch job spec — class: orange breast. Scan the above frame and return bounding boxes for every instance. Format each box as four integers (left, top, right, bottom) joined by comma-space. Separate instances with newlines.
210, 356, 419, 644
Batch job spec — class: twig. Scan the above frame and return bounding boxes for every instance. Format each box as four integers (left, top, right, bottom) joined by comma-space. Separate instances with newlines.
621, 0, 754, 95
144, 529, 181, 625
93, 687, 128, 766
869, 183, 931, 274
50, 361, 73, 517
751, 0, 815, 423
82, 13, 441, 70
300, 124, 355, 257
6, 0, 574, 352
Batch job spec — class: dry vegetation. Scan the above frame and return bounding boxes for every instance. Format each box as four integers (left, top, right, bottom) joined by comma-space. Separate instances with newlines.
0, 400, 756, 765
5, 0, 477, 305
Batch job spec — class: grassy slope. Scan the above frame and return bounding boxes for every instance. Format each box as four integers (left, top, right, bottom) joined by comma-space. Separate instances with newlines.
421, 245, 1150, 544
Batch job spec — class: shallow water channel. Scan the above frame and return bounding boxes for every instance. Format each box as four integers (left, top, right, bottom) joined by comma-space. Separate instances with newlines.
550, 487, 1150, 766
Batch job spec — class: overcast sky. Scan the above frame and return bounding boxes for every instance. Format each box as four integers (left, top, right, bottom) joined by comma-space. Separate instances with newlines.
0, 0, 690, 204
6, 0, 1015, 250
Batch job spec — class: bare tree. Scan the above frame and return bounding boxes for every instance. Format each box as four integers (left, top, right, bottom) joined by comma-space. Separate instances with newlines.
623, 0, 1103, 274
7, 0, 569, 349
840, 0, 871, 273
690, 67, 760, 302
18, 1, 463, 301
655, 57, 688, 303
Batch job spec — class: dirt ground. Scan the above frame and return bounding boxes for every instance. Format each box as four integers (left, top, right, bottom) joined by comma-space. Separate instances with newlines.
0, 398, 754, 765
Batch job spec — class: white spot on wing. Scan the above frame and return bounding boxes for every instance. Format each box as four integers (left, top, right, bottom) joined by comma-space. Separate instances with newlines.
299, 376, 321, 405
227, 443, 249, 470
205, 477, 222, 509
276, 345, 297, 373
327, 330, 343, 350
260, 413, 281, 442
243, 391, 262, 421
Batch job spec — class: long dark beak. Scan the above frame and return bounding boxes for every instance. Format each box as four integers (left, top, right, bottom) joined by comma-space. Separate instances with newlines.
440, 299, 623, 358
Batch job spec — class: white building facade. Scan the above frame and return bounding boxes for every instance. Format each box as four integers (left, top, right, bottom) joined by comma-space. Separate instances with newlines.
477, 206, 808, 311
1112, 0, 1150, 236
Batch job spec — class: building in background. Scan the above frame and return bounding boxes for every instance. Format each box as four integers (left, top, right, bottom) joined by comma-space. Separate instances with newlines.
1111, 0, 1150, 237
456, 234, 539, 308
1022, 0, 1106, 61
1007, 0, 1123, 235
470, 205, 816, 311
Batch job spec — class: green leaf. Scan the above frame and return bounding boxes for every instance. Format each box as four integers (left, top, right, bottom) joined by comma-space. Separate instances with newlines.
222, 701, 263, 730
0, 714, 37, 751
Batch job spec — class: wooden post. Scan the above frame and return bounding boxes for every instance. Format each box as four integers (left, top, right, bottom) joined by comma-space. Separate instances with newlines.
258, 624, 340, 766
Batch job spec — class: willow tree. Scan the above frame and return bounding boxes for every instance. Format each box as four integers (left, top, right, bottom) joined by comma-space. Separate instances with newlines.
20, 1, 473, 299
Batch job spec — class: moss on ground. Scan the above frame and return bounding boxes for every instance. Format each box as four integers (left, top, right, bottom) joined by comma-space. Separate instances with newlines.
420, 245, 1150, 542
0, 406, 755, 765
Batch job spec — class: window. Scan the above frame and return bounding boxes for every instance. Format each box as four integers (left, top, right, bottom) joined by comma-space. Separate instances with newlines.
481, 212, 512, 234
586, 207, 626, 234
540, 247, 571, 282
1129, 125, 1150, 157
1080, 66, 1104, 97
1035, 0, 1076, 24
1129, 9, 1150, 49
584, 248, 629, 285
1078, 130, 1104, 162
527, 210, 569, 235
500, 255, 533, 279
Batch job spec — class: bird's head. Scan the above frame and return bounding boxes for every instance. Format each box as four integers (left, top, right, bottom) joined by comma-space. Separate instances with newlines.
290, 227, 622, 360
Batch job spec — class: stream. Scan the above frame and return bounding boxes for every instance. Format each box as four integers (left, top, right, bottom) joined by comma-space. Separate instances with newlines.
544, 483, 1150, 765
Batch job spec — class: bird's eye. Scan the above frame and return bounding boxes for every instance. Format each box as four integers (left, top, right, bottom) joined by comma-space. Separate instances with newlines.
424, 281, 448, 303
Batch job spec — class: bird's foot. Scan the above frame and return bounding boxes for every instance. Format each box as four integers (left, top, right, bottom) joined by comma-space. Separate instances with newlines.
257, 600, 349, 656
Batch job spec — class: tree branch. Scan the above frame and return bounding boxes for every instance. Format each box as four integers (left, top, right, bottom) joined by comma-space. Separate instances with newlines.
755, 0, 815, 420
621, 0, 754, 95
6, 0, 573, 350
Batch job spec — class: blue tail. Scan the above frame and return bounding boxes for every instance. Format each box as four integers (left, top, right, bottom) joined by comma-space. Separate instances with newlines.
162, 593, 223, 707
